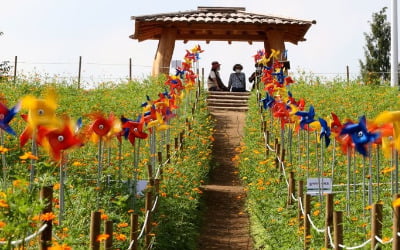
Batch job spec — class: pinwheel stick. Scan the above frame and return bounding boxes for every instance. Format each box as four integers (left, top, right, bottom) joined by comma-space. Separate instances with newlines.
29, 132, 38, 189
59, 151, 66, 225
362, 155, 367, 217
132, 140, 141, 210
331, 139, 336, 181
118, 140, 122, 182
0, 130, 7, 186
376, 145, 381, 201
395, 150, 399, 194
346, 147, 351, 216
306, 130, 310, 179
150, 129, 156, 177
97, 136, 104, 191
368, 144, 373, 205
288, 127, 293, 164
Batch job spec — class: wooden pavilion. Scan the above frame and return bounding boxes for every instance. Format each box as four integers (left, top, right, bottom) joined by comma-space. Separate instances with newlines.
130, 6, 316, 76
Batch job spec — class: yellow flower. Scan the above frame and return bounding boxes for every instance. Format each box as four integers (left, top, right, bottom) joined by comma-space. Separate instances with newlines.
393, 198, 400, 208
0, 199, 9, 208
0, 146, 9, 153
19, 152, 39, 160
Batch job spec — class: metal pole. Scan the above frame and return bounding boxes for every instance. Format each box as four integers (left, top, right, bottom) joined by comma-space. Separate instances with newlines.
78, 56, 82, 89
129, 58, 132, 82
13, 56, 17, 84
391, 0, 398, 87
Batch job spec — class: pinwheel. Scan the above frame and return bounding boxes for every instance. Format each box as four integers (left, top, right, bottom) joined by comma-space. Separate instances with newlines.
318, 118, 331, 147
190, 44, 204, 54
260, 93, 275, 110
184, 50, 197, 62
295, 106, 316, 130
121, 115, 148, 146
272, 68, 285, 85
340, 116, 380, 156
273, 102, 292, 129
253, 49, 265, 63
284, 76, 295, 86
268, 49, 280, 61
37, 116, 83, 161
86, 112, 121, 142
330, 113, 343, 135
368, 122, 394, 158
20, 88, 59, 129
175, 67, 186, 79
0, 100, 20, 136
375, 111, 400, 151
165, 75, 184, 94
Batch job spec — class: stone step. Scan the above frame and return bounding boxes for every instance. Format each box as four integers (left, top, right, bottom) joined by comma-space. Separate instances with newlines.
208, 91, 251, 96
207, 103, 248, 108
207, 99, 248, 104
207, 95, 250, 100
208, 106, 249, 112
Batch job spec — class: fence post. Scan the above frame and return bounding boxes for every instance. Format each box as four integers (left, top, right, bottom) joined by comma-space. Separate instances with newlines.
346, 65, 349, 84
78, 56, 82, 89
324, 193, 334, 249
298, 180, 304, 228
166, 144, 171, 164
130, 213, 139, 250
371, 203, 383, 250
147, 164, 153, 180
129, 58, 132, 82
333, 211, 343, 249
287, 171, 295, 206
280, 148, 286, 174
145, 192, 153, 248
304, 194, 311, 249
13, 56, 17, 84
90, 211, 101, 250
179, 131, 184, 151
265, 131, 270, 157
104, 220, 113, 250
174, 137, 179, 151
275, 143, 281, 169
40, 186, 53, 250
393, 194, 400, 250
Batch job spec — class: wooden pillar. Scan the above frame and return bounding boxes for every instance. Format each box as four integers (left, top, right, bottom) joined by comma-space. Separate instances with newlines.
152, 28, 177, 76
264, 29, 286, 60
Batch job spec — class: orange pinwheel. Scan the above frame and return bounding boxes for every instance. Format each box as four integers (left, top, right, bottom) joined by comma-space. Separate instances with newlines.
86, 112, 121, 143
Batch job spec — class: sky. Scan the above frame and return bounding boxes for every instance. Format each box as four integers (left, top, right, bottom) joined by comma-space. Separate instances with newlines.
0, 0, 393, 87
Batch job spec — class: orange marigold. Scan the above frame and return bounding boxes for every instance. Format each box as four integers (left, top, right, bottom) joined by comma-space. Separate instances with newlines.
41, 212, 56, 221
96, 234, 110, 242
117, 222, 128, 228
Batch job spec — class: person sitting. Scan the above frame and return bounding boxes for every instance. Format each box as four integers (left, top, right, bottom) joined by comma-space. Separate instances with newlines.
207, 61, 228, 91
228, 64, 246, 92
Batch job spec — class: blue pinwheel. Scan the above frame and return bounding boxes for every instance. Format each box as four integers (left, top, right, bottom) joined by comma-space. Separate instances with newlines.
340, 116, 380, 156
0, 101, 21, 136
272, 68, 285, 84
318, 118, 331, 147
295, 106, 316, 130
260, 93, 275, 110
175, 67, 185, 79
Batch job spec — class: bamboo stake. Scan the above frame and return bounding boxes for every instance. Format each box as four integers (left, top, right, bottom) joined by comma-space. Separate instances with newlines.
90, 211, 101, 250
333, 211, 343, 249
298, 180, 304, 228
371, 203, 383, 250
393, 194, 400, 250
130, 213, 139, 250
304, 194, 311, 249
104, 220, 113, 250
40, 186, 53, 250
324, 193, 334, 249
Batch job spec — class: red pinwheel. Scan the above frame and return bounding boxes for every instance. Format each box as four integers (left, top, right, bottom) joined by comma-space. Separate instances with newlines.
86, 112, 121, 142
253, 49, 265, 63
273, 102, 292, 128
165, 76, 184, 94
121, 115, 148, 146
37, 117, 83, 161
330, 113, 343, 135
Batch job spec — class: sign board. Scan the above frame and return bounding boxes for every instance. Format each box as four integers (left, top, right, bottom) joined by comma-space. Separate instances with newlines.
306, 178, 332, 196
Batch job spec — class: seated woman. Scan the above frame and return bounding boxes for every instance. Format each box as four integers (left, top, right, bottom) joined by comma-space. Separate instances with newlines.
228, 64, 247, 92
207, 61, 228, 91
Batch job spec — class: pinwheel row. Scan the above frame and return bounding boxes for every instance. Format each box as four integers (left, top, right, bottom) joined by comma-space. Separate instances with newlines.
254, 49, 398, 157
0, 45, 204, 162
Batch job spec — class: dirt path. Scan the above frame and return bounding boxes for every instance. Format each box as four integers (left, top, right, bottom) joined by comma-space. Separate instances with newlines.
198, 110, 253, 250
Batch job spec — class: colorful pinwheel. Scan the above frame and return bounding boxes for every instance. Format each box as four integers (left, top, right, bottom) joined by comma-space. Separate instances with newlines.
340, 116, 380, 156
295, 106, 316, 130
37, 117, 83, 161
86, 112, 121, 142
121, 115, 148, 146
318, 118, 331, 147
0, 100, 20, 136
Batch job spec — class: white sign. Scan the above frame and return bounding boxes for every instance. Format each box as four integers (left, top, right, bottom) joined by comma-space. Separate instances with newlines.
306, 178, 332, 196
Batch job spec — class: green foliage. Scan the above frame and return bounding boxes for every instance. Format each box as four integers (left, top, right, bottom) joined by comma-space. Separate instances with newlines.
240, 83, 399, 248
359, 7, 391, 84
0, 78, 212, 249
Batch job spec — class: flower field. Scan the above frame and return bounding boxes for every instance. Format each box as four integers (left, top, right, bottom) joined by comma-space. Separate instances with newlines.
0, 46, 214, 249
239, 78, 400, 249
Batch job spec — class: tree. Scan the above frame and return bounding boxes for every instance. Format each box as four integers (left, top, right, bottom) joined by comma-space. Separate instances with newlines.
359, 7, 391, 84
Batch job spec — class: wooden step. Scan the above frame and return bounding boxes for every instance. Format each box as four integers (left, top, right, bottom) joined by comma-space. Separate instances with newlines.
208, 106, 249, 112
